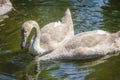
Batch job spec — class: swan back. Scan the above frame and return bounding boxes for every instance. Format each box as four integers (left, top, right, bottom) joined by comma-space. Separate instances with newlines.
37, 30, 120, 61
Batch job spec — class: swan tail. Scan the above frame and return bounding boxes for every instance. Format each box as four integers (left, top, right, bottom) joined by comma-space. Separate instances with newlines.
60, 8, 74, 36
60, 8, 73, 25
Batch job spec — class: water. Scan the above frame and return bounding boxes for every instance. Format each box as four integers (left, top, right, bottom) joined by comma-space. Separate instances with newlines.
0, 0, 120, 80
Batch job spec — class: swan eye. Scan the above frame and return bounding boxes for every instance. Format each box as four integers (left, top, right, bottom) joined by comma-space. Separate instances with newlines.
24, 30, 27, 33
21, 29, 26, 33
21, 29, 27, 37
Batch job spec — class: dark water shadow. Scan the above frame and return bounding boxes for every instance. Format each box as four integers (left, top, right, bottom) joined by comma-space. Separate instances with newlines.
0, 49, 34, 80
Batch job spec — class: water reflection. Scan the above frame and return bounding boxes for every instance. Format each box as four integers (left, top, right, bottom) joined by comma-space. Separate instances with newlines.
14, 52, 120, 80
0, 50, 33, 80
85, 53, 120, 80
15, 59, 92, 80
101, 0, 120, 32
0, 74, 15, 80
0, 0, 120, 80
73, 0, 108, 34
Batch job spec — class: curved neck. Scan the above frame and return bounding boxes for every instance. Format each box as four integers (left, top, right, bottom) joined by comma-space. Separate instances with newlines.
33, 23, 41, 39
29, 21, 45, 54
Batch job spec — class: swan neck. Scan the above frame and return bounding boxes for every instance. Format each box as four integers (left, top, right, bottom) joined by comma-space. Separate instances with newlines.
34, 23, 41, 39
29, 22, 45, 54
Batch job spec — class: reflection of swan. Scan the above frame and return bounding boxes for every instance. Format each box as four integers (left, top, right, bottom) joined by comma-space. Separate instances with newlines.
0, 0, 13, 16
37, 30, 120, 61
14, 60, 40, 80
15, 52, 119, 80
21, 8, 74, 55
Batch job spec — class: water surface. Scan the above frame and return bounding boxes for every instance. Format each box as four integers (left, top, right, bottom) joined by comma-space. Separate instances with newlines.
0, 0, 120, 80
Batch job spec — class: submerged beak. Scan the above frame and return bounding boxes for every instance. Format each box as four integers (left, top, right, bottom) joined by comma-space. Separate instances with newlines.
21, 36, 27, 49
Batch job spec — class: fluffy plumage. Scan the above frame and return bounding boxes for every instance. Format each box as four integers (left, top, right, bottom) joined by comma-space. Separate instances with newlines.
37, 30, 120, 61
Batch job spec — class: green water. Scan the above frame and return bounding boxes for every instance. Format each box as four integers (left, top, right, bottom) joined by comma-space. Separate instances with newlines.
0, 0, 120, 80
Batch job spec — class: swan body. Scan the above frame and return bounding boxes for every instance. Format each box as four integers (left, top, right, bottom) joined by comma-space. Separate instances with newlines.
0, 0, 13, 16
21, 8, 74, 55
37, 30, 120, 61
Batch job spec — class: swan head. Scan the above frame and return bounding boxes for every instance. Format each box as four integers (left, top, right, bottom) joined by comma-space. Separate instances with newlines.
21, 21, 34, 49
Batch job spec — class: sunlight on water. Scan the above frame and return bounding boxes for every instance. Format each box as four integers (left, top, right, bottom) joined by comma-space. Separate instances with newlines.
0, 0, 120, 80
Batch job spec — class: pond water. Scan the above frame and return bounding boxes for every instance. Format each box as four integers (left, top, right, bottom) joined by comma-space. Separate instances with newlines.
0, 0, 120, 80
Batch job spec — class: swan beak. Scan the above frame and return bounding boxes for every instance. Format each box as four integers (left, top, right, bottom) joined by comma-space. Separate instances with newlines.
21, 37, 27, 49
